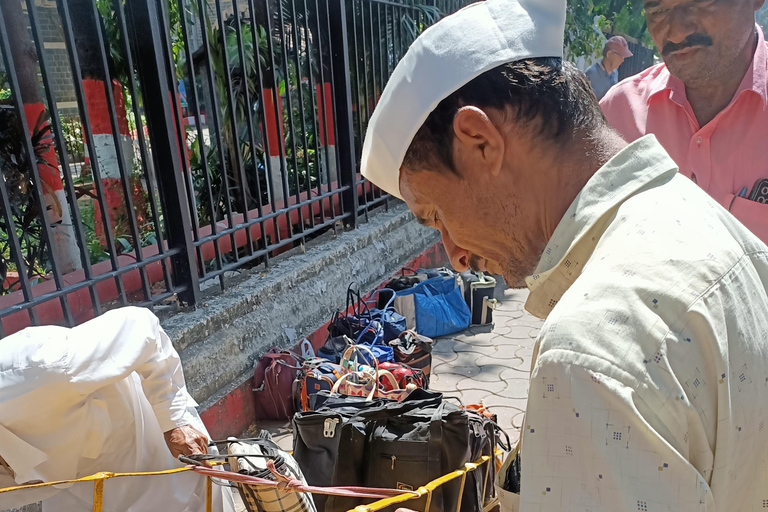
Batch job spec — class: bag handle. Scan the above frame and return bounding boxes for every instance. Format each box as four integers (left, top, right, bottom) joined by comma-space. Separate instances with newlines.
366, 287, 397, 312
355, 320, 383, 345
346, 282, 373, 319
340, 343, 380, 375
331, 372, 377, 401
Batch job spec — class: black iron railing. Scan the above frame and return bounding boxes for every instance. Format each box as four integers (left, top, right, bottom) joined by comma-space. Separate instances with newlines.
0, 0, 472, 336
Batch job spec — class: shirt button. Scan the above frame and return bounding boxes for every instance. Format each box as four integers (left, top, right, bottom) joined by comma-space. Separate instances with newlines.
696, 136, 702, 145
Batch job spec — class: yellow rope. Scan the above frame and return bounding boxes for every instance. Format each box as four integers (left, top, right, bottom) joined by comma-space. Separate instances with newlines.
0, 466, 195, 495
350, 455, 492, 512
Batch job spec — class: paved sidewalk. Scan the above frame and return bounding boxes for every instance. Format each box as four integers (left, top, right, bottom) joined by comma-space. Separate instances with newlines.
430, 283, 541, 440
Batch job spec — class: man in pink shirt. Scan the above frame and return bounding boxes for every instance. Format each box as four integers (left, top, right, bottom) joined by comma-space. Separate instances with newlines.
601, 0, 768, 243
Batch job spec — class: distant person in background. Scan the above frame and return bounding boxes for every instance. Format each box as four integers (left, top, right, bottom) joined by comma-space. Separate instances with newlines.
601, 0, 768, 243
585, 36, 633, 100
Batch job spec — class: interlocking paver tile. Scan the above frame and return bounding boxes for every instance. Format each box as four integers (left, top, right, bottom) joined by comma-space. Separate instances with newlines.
474, 354, 526, 368
455, 376, 508, 395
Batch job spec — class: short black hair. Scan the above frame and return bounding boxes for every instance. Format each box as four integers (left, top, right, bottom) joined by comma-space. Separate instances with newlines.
402, 58, 605, 173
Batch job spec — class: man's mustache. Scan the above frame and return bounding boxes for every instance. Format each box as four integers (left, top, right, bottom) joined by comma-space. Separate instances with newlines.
662, 33, 713, 56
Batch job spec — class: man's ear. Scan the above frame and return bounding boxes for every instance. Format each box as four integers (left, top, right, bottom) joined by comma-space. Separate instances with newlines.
452, 106, 504, 177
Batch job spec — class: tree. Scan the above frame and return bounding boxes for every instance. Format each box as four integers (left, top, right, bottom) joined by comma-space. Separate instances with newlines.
0, 0, 81, 274
758, 2, 768, 35
565, 0, 654, 59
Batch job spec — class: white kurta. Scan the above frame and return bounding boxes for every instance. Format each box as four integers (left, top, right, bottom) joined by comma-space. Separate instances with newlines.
0, 307, 235, 512
521, 136, 768, 511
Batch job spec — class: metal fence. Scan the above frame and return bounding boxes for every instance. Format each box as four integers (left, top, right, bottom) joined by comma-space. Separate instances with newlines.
0, 0, 472, 336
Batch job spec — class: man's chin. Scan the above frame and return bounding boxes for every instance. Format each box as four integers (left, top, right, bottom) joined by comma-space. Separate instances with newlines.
501, 272, 529, 290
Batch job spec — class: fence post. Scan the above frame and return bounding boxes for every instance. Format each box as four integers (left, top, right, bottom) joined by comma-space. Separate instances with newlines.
328, 0, 359, 230
123, 0, 200, 307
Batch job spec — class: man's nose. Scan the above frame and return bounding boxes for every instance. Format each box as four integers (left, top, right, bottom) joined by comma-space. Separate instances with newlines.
439, 226, 470, 272
666, 5, 698, 44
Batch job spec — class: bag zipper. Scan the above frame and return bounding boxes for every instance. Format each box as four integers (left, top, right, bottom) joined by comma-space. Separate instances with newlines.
381, 453, 424, 470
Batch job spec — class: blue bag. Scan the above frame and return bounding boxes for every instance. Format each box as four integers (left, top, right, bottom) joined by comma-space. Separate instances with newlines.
394, 275, 471, 337
318, 283, 394, 364
366, 288, 407, 342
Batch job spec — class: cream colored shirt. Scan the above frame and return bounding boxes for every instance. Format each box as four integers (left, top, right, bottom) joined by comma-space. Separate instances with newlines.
521, 135, 768, 512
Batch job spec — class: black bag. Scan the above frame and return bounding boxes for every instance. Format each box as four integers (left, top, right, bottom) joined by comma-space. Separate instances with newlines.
293, 390, 448, 512
364, 401, 470, 512
462, 409, 511, 511
459, 271, 498, 325
319, 284, 392, 364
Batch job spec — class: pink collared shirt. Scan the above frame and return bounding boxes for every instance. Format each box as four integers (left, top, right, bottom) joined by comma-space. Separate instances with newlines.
601, 25, 768, 245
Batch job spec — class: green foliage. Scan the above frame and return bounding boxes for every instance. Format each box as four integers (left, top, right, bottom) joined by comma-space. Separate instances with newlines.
565, 0, 654, 59
758, 3, 768, 35
0, 107, 56, 291
96, 0, 191, 85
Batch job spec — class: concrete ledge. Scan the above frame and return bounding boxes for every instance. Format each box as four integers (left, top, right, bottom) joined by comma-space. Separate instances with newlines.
163, 204, 441, 406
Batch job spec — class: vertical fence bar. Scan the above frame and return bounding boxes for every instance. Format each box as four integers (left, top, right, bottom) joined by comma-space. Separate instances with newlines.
86, 0, 154, 304
299, 0, 325, 225
276, 0, 307, 238
243, 0, 282, 257
125, 0, 200, 306
287, 0, 316, 231
328, 0, 359, 228
57, 0, 129, 306
213, 0, 255, 258
262, 0, 295, 246
23, 0, 102, 316
230, 0, 268, 252
0, 4, 74, 326
304, 0, 336, 218
193, 0, 241, 281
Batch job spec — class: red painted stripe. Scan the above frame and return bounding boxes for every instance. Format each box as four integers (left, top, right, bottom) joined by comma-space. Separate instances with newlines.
199, 242, 448, 437
262, 89, 284, 157
82, 79, 130, 136
24, 103, 63, 193
315, 83, 334, 146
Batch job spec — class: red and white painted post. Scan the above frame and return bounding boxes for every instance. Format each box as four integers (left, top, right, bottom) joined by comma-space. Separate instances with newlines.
315, 82, 337, 184
82, 79, 134, 244
24, 103, 81, 273
262, 88, 286, 202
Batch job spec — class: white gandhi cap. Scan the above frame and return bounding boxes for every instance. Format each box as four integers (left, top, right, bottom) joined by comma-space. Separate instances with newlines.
360, 0, 566, 199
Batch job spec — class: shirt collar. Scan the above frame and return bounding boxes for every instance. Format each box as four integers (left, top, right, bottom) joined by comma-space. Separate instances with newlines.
647, 24, 768, 107
524, 135, 678, 319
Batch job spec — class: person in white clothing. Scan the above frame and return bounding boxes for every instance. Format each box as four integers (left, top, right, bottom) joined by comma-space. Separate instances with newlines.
0, 307, 235, 512
361, 0, 768, 510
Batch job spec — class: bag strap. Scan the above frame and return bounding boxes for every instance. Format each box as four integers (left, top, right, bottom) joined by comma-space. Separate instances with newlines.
427, 402, 446, 481
331, 372, 377, 401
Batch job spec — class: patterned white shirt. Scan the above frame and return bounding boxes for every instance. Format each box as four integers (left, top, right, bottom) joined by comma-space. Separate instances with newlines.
521, 135, 768, 512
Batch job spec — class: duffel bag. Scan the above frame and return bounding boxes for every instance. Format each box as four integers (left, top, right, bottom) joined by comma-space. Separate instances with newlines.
293, 390, 445, 512
364, 401, 470, 512
388, 330, 433, 387
253, 347, 302, 421
378, 361, 424, 390
296, 359, 344, 412
366, 288, 407, 342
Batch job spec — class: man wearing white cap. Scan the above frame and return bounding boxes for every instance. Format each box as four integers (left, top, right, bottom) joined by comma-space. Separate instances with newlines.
585, 36, 633, 100
362, 0, 768, 510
